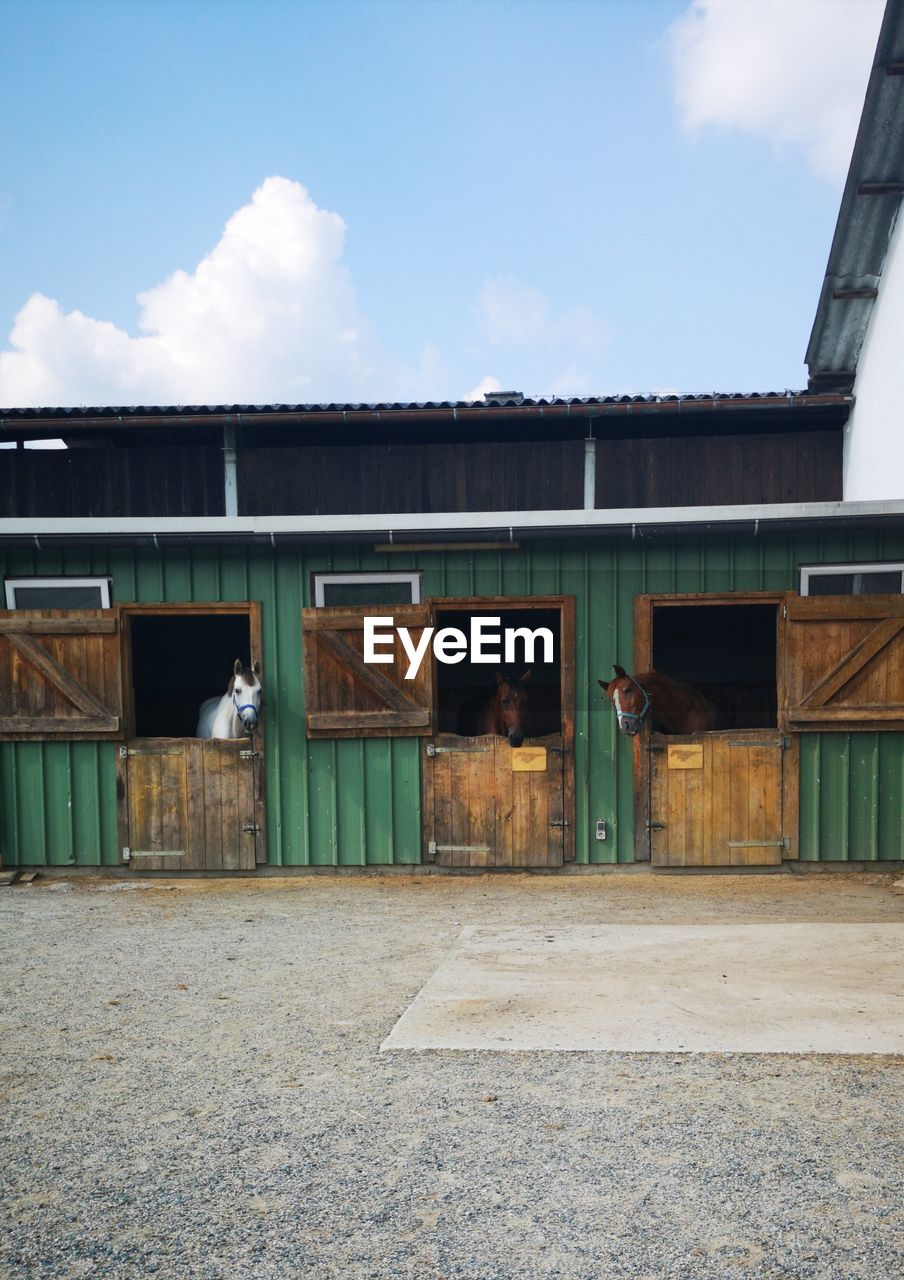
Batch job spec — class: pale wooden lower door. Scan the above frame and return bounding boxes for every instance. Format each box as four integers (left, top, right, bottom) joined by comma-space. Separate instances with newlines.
423, 733, 565, 868
649, 730, 791, 867
118, 739, 261, 871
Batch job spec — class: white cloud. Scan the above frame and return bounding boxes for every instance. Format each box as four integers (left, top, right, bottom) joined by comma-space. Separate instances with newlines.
669, 0, 884, 182
0, 177, 390, 407
475, 275, 609, 353
465, 375, 503, 402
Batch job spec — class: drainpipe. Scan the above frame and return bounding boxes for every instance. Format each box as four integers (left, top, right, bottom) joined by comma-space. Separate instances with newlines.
223, 423, 238, 517
583, 436, 597, 510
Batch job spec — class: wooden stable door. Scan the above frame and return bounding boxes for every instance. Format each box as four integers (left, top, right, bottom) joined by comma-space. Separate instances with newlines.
0, 610, 122, 739
423, 733, 566, 868
118, 739, 263, 871
782, 594, 904, 729
648, 730, 795, 867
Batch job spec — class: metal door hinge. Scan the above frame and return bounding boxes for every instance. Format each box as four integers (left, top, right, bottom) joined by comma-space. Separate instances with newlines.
242, 824, 262, 835
549, 820, 570, 829
127, 849, 185, 858
646, 743, 665, 753
239, 749, 258, 760
427, 841, 490, 855
727, 837, 789, 850
119, 745, 130, 759
646, 820, 666, 830
427, 744, 490, 756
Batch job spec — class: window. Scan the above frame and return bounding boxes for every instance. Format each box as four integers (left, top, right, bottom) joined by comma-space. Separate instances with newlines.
799, 563, 904, 597
4, 576, 112, 609
312, 571, 421, 608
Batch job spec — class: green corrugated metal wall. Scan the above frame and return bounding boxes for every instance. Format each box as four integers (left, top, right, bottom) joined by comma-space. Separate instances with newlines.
2, 527, 904, 868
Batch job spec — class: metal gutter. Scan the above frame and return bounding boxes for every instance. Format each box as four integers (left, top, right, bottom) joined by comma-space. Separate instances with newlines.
1, 500, 901, 548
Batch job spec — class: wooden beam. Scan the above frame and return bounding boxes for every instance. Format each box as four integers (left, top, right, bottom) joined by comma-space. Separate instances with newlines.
0, 617, 117, 634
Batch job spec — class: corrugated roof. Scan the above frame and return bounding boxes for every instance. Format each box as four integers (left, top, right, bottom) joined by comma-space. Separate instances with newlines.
0, 389, 845, 423
806, 0, 904, 388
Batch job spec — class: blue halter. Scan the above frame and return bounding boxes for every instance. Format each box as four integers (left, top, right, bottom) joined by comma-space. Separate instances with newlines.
616, 674, 651, 731
233, 691, 259, 733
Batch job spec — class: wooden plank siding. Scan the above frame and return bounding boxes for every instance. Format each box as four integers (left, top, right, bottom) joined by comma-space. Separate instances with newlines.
2, 528, 904, 869
0, 430, 839, 518
595, 430, 841, 509
238, 441, 585, 514
0, 448, 224, 516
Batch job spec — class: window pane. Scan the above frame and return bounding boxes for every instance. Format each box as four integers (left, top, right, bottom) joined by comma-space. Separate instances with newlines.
13, 586, 105, 609
321, 581, 415, 607
855, 572, 902, 594
808, 572, 901, 596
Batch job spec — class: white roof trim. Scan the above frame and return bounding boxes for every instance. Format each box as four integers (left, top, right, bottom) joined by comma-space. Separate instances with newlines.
1, 500, 903, 540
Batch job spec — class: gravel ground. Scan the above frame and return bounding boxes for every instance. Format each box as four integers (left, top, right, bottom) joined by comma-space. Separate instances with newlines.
1, 870, 903, 1280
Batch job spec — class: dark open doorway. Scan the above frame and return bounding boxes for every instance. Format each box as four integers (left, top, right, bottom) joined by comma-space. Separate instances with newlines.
129, 612, 252, 737
651, 602, 778, 731
434, 606, 562, 737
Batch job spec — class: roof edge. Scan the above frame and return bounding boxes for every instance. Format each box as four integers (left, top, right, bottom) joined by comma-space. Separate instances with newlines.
0, 498, 900, 545
0, 390, 851, 433
806, 0, 904, 386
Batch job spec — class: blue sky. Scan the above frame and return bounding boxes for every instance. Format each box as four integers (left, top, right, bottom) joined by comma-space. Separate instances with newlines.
0, 0, 885, 407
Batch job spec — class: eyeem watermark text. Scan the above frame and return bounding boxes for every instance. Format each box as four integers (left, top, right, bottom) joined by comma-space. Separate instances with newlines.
364, 616, 554, 680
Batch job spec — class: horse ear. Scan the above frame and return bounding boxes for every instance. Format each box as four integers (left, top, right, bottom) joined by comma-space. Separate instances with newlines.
495, 670, 505, 685
234, 658, 243, 677
252, 660, 261, 676
598, 679, 608, 689
519, 668, 532, 683
613, 664, 627, 679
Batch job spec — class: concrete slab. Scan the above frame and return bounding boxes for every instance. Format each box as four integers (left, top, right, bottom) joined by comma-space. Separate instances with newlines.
381, 923, 904, 1054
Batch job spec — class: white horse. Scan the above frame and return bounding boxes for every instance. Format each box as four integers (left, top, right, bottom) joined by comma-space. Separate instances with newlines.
196, 659, 263, 739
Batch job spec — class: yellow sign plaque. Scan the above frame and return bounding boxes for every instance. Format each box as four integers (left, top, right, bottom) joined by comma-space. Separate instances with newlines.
668, 743, 704, 770
511, 746, 547, 772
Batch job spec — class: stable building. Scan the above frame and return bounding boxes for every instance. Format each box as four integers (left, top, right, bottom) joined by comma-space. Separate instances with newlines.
0, 390, 902, 873
2, 1, 904, 875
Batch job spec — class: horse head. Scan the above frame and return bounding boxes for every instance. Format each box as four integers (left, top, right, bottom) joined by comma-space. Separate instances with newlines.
230, 658, 263, 734
599, 664, 650, 737
496, 668, 532, 747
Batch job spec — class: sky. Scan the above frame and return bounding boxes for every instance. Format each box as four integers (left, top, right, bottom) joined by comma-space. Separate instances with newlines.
0, 0, 887, 409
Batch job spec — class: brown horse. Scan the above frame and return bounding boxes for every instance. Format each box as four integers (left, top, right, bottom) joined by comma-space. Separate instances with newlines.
599, 665, 727, 736
458, 670, 532, 746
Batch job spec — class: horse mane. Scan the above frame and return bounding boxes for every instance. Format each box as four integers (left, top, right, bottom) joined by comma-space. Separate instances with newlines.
641, 671, 727, 731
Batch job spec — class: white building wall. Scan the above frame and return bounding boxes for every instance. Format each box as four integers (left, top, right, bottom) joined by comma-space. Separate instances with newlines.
844, 208, 904, 500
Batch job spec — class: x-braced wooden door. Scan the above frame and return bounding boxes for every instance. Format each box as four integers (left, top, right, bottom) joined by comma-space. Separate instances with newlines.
118, 738, 263, 871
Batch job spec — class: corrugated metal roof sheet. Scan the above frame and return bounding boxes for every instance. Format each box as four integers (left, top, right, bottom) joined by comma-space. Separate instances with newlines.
806, 0, 904, 387
0, 390, 842, 421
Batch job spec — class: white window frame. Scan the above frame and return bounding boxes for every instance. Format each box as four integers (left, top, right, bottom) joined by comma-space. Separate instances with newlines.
4, 576, 113, 609
312, 571, 422, 608
799, 562, 904, 596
